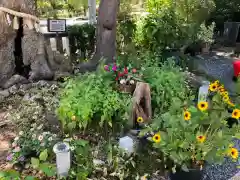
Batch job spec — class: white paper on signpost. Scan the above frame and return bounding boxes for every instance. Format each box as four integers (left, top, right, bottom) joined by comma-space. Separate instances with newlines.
198, 81, 210, 103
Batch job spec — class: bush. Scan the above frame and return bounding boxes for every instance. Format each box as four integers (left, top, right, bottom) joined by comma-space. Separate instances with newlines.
142, 59, 192, 114
141, 81, 240, 171
57, 66, 131, 133
67, 24, 96, 61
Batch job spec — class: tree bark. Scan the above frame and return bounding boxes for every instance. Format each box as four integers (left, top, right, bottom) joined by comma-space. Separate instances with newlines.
77, 0, 120, 72
92, 0, 119, 64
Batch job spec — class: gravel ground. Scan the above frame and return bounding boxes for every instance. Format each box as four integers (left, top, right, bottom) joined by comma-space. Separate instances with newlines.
202, 139, 240, 180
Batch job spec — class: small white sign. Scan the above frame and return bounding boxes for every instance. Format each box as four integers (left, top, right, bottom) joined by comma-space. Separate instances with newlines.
198, 81, 210, 103
48, 19, 66, 32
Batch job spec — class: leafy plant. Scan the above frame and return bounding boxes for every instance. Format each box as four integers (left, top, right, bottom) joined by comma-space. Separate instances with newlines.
6, 123, 58, 164
57, 66, 131, 132
68, 139, 93, 179
141, 80, 240, 171
142, 59, 192, 114
31, 149, 57, 177
67, 24, 96, 61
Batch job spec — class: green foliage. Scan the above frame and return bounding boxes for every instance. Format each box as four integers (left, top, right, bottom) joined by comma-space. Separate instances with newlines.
134, 0, 215, 51
68, 139, 93, 179
67, 24, 96, 61
31, 149, 57, 178
7, 123, 58, 164
57, 67, 131, 132
143, 59, 192, 114
117, 1, 137, 54
196, 22, 215, 43
142, 81, 240, 171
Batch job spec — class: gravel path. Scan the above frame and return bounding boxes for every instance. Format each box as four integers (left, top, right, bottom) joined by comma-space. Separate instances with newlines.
190, 54, 240, 180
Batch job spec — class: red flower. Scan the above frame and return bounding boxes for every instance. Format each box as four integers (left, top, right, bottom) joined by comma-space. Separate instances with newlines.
124, 67, 128, 74
132, 68, 137, 73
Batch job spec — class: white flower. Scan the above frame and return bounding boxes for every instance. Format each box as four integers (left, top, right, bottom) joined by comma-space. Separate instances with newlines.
37, 124, 43, 130
30, 128, 34, 131
38, 135, 44, 141
130, 80, 135, 85
120, 79, 126, 84
12, 142, 17, 147
70, 146, 75, 151
48, 137, 53, 141
13, 146, 21, 152
32, 123, 37, 128
18, 131, 23, 136
40, 143, 45, 146
14, 137, 19, 141
32, 134, 36, 139
52, 134, 57, 138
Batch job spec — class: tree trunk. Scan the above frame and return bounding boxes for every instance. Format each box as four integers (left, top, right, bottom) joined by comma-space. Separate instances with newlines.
0, 0, 71, 88
77, 0, 120, 72
93, 0, 119, 64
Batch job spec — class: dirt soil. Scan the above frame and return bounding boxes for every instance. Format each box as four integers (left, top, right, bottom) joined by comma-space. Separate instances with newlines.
0, 111, 16, 170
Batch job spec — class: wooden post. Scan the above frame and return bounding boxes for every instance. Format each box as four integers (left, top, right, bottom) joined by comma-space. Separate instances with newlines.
56, 32, 63, 53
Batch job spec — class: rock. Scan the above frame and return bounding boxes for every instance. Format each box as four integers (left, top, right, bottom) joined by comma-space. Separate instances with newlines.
2, 74, 29, 89
19, 83, 32, 91
0, 89, 10, 98
54, 71, 71, 81
8, 85, 19, 95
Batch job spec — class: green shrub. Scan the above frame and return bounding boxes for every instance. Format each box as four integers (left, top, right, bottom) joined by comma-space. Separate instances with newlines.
142, 59, 192, 114
67, 24, 96, 61
57, 67, 131, 133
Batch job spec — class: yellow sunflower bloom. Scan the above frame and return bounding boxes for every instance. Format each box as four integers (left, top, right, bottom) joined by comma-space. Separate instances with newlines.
196, 135, 206, 143
223, 91, 229, 96
183, 111, 191, 121
228, 148, 239, 159
197, 101, 208, 111
223, 95, 230, 102
228, 101, 235, 107
232, 109, 240, 119
218, 86, 225, 93
137, 117, 144, 123
209, 83, 218, 92
71, 115, 76, 121
214, 80, 220, 85
152, 133, 161, 143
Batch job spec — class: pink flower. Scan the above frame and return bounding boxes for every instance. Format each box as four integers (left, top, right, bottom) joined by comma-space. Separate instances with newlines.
112, 64, 117, 71
13, 146, 21, 152
132, 68, 137, 73
124, 67, 128, 74
104, 65, 109, 71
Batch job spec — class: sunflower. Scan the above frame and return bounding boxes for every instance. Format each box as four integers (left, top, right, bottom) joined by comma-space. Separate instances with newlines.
209, 83, 218, 92
214, 80, 220, 85
197, 101, 208, 111
137, 117, 144, 123
232, 109, 240, 119
222, 95, 230, 102
228, 148, 239, 159
222, 91, 229, 96
183, 111, 191, 121
218, 85, 225, 93
196, 135, 206, 143
152, 133, 161, 143
228, 101, 235, 107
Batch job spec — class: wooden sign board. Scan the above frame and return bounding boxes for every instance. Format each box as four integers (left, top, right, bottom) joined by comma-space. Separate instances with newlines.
47, 19, 66, 32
